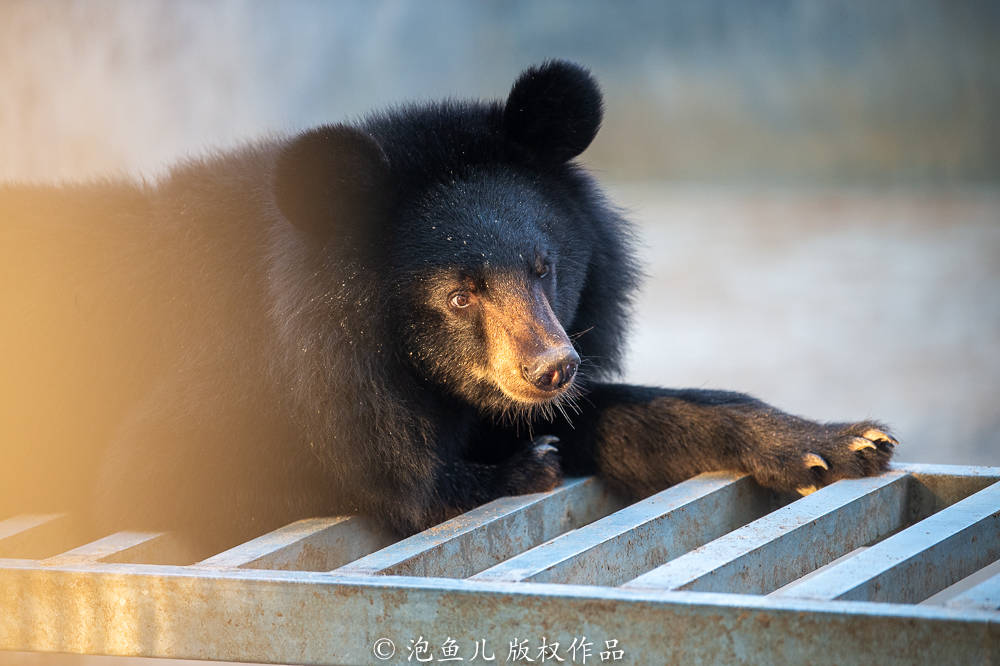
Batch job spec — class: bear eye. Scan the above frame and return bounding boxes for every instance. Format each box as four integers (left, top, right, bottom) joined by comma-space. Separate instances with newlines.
534, 254, 552, 279
449, 291, 475, 309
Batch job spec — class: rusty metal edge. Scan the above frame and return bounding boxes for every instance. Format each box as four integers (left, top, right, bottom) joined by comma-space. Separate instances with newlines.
0, 560, 996, 665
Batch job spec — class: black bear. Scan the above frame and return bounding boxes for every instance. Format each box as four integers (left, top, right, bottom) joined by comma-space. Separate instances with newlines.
0, 61, 895, 553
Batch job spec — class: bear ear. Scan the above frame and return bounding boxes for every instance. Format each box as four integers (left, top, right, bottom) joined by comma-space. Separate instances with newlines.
502, 60, 604, 164
273, 124, 389, 240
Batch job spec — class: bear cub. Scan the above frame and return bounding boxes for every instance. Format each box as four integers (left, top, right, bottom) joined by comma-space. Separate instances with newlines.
0, 61, 895, 552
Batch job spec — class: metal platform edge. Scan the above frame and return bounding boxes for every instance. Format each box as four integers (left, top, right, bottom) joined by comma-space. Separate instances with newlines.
1, 556, 998, 665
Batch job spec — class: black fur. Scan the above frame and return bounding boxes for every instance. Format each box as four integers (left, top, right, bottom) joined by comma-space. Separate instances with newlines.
503, 60, 604, 164
0, 61, 893, 554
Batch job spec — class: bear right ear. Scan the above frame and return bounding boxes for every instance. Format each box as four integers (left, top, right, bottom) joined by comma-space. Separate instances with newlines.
502, 60, 604, 164
273, 124, 389, 241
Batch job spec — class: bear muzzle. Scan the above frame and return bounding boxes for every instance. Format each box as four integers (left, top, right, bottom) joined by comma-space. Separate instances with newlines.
521, 347, 580, 392
482, 280, 579, 402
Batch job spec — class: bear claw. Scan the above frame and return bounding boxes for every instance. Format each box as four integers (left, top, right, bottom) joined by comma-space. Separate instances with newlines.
849, 437, 878, 452
533, 443, 558, 456
861, 428, 898, 446
531, 435, 560, 455
532, 435, 560, 447
796, 485, 818, 496
803, 452, 829, 470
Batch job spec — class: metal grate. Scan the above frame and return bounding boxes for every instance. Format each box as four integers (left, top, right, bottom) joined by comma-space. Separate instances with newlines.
1, 462, 998, 664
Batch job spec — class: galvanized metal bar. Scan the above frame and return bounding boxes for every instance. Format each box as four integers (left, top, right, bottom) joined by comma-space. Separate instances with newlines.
899, 463, 1000, 528
892, 462, 1000, 482
922, 558, 1000, 606
774, 480, 1000, 603
0, 560, 995, 665
335, 476, 625, 578
197, 516, 396, 571
0, 514, 80, 559
945, 569, 1000, 612
472, 472, 780, 585
624, 471, 912, 593
767, 546, 868, 597
41, 531, 172, 566
3, 465, 998, 665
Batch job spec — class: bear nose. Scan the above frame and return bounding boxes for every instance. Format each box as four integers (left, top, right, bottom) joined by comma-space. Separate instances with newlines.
522, 348, 580, 392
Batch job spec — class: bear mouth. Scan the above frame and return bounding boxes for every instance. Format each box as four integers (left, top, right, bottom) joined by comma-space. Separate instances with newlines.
500, 383, 570, 404
492, 368, 579, 407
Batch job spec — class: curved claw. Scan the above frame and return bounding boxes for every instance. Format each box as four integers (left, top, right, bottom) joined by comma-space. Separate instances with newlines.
796, 485, 818, 496
531, 435, 560, 455
861, 428, 898, 446
849, 437, 878, 452
803, 452, 829, 470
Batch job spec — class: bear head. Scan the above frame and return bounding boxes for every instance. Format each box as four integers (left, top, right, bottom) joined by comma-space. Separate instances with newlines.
273, 61, 624, 420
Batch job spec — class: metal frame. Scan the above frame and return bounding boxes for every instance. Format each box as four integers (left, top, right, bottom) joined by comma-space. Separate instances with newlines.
2, 462, 998, 664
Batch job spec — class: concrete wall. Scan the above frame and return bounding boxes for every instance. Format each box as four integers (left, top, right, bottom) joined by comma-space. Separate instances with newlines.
2, 0, 997, 183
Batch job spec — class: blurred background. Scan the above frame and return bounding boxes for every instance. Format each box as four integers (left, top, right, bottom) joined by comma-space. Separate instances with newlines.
0, 1, 998, 664
1, 0, 997, 474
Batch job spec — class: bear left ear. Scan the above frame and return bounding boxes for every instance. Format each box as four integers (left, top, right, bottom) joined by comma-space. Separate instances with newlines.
273, 124, 390, 242
502, 60, 604, 164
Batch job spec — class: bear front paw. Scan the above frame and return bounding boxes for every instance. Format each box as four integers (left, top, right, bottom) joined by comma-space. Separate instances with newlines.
501, 435, 563, 496
750, 421, 897, 496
